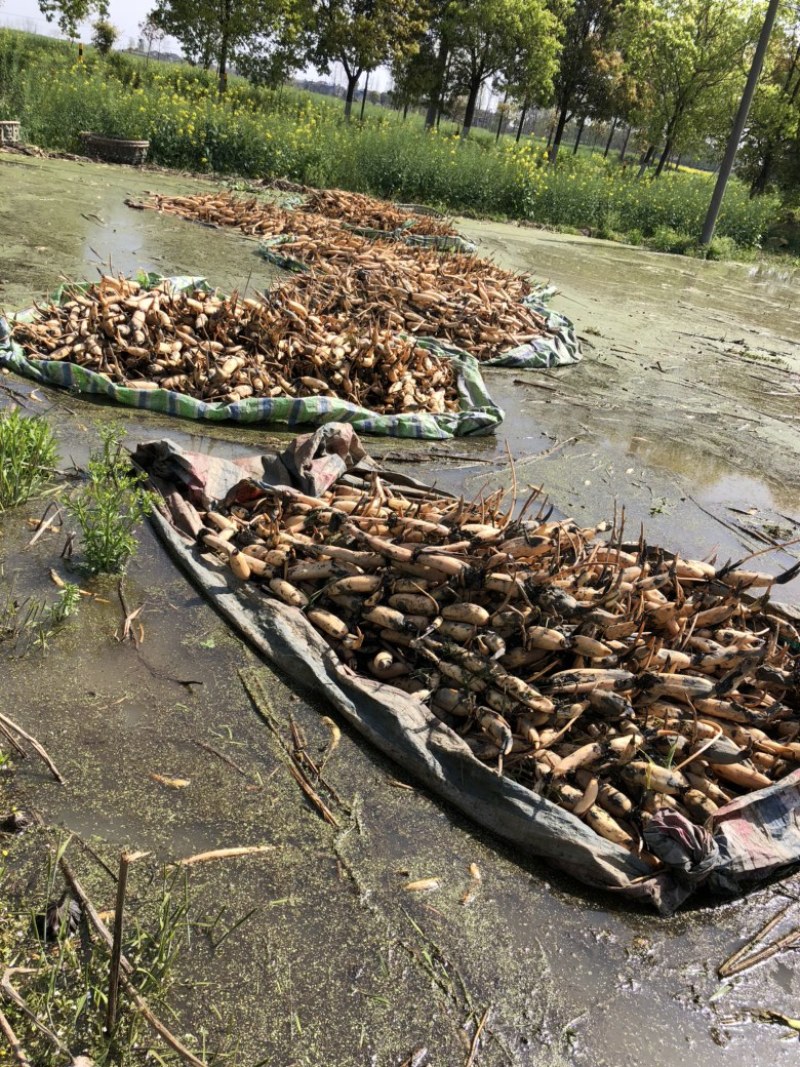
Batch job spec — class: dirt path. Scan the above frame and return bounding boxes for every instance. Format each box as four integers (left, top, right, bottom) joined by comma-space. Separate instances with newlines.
0, 153, 799, 1066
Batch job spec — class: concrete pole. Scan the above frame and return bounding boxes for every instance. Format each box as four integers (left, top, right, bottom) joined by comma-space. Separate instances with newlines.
700, 0, 781, 245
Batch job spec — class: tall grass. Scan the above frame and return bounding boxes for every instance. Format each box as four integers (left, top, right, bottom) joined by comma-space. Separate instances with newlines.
0, 29, 782, 251
0, 407, 58, 510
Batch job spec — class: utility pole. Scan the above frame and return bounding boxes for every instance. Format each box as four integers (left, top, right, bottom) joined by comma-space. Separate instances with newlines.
700, 0, 781, 245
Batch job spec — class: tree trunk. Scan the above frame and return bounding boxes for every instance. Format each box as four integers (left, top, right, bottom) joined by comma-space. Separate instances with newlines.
618, 125, 631, 164
637, 144, 655, 179
516, 104, 529, 143
360, 71, 370, 121
403, 101, 409, 121
461, 77, 481, 138
603, 117, 618, 158
549, 102, 569, 162
425, 38, 449, 129
217, 0, 232, 96
654, 137, 674, 177
572, 115, 586, 154
495, 92, 508, 142
750, 147, 774, 196
344, 71, 360, 120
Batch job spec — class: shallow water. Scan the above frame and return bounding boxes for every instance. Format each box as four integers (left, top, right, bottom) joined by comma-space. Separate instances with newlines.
1, 152, 799, 1065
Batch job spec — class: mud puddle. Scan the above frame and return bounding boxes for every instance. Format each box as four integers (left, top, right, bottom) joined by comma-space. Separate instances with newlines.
0, 155, 799, 1065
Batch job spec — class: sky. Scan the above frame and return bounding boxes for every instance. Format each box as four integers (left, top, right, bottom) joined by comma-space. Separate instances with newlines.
0, 0, 162, 46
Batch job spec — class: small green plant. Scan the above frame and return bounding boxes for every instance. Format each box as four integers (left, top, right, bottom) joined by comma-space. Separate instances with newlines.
0, 408, 59, 511
50, 582, 81, 625
0, 580, 80, 653
68, 427, 155, 574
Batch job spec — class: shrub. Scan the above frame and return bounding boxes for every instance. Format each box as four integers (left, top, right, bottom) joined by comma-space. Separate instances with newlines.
68, 427, 155, 573
91, 20, 118, 56
0, 408, 58, 510
703, 235, 740, 260
649, 227, 698, 255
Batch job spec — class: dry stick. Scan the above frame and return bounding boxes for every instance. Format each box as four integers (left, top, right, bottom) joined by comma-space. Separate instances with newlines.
0, 720, 27, 759
27, 504, 62, 548
238, 668, 347, 817
0, 1007, 31, 1066
288, 763, 340, 827
0, 968, 68, 1054
0, 712, 64, 783
107, 850, 149, 1036
718, 901, 793, 977
192, 739, 249, 777
58, 856, 207, 1067
171, 845, 276, 867
117, 580, 143, 648
720, 926, 800, 979
464, 1006, 491, 1067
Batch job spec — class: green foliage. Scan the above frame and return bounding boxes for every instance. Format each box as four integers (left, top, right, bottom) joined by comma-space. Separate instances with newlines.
549, 0, 623, 159
621, 0, 761, 169
703, 234, 739, 260
91, 17, 118, 55
649, 225, 697, 254
150, 0, 302, 92
68, 427, 155, 574
449, 0, 561, 135
309, 0, 428, 116
0, 408, 58, 511
0, 30, 784, 253
739, 19, 800, 197
0, 864, 193, 1064
37, 0, 109, 37
50, 581, 82, 624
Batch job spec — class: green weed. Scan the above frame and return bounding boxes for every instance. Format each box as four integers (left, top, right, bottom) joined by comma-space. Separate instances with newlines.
0, 408, 59, 511
0, 578, 80, 654
67, 426, 155, 574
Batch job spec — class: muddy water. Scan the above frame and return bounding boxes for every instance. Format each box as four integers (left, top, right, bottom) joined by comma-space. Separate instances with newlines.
1, 152, 799, 1066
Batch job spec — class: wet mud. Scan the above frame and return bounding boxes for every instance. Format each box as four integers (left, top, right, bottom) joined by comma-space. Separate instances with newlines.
0, 153, 799, 1065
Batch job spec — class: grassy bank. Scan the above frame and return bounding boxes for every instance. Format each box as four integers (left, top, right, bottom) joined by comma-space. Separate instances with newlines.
0, 30, 782, 256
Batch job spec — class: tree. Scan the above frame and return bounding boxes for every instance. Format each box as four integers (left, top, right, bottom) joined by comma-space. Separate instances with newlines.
496, 13, 566, 141
548, 0, 621, 161
622, 0, 763, 177
740, 14, 800, 195
308, 0, 427, 119
139, 16, 167, 62
416, 0, 467, 128
235, 7, 309, 86
38, 0, 109, 38
391, 33, 440, 116
91, 17, 118, 54
449, 0, 561, 137
148, 0, 297, 92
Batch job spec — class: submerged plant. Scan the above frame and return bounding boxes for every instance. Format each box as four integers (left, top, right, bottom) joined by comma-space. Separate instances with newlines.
0, 580, 81, 653
67, 427, 155, 574
0, 407, 59, 510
